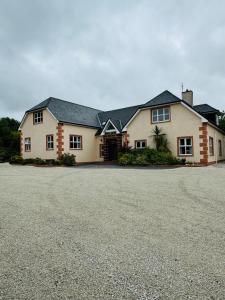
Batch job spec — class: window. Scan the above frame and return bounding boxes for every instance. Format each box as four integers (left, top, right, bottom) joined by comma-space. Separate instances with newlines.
218, 140, 222, 157
33, 111, 43, 124
135, 140, 146, 149
152, 107, 170, 123
178, 137, 193, 156
70, 135, 82, 149
209, 137, 214, 156
99, 144, 104, 157
46, 135, 54, 150
24, 137, 31, 152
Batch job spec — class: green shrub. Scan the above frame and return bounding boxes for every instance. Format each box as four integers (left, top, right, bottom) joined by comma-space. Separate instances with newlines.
133, 154, 149, 165
118, 153, 134, 165
22, 158, 35, 165
59, 153, 76, 166
118, 147, 180, 166
10, 155, 24, 164
0, 147, 18, 162
46, 159, 58, 165
34, 157, 46, 165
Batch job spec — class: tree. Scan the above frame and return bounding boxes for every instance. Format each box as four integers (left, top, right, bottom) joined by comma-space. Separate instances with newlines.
0, 117, 20, 161
152, 125, 170, 152
219, 111, 225, 132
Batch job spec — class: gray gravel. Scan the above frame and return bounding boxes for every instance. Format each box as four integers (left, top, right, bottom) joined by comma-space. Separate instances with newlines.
0, 163, 225, 300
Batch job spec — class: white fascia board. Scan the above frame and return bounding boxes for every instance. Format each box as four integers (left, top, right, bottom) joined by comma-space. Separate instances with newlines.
122, 109, 141, 132
96, 113, 102, 127
207, 121, 225, 136
181, 102, 208, 122
19, 107, 58, 130
47, 107, 59, 122
100, 119, 120, 135
18, 113, 28, 130
123, 102, 208, 132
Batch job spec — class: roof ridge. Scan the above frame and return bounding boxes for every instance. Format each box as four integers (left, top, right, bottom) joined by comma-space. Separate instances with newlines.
100, 104, 141, 114
144, 90, 182, 105
193, 103, 208, 107
48, 97, 102, 112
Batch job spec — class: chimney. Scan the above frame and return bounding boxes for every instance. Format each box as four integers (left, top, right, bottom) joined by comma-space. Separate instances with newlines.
182, 89, 193, 106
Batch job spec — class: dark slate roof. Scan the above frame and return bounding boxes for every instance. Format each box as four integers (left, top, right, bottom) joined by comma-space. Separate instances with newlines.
25, 91, 223, 133
193, 104, 220, 114
97, 90, 182, 133
27, 97, 102, 128
97, 105, 140, 132
142, 90, 182, 107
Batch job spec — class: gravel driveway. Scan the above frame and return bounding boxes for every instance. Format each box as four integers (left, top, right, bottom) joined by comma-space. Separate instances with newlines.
0, 163, 225, 299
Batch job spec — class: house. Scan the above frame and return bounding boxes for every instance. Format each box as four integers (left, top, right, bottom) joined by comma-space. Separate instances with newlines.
19, 90, 225, 165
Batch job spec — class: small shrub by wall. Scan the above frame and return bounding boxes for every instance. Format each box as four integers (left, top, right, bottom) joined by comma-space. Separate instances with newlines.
10, 154, 76, 167
118, 148, 180, 166
58, 153, 76, 166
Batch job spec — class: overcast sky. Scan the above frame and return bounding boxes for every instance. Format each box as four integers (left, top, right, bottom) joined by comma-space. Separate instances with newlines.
0, 0, 225, 121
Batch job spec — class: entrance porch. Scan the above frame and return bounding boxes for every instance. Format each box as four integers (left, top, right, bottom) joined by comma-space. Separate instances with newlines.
103, 134, 122, 161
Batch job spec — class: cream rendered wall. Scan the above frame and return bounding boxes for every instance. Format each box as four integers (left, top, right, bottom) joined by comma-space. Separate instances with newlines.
21, 109, 58, 159
207, 124, 225, 162
126, 103, 203, 163
63, 124, 102, 163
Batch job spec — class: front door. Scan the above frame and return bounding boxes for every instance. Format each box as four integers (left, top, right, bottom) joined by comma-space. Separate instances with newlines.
107, 139, 118, 161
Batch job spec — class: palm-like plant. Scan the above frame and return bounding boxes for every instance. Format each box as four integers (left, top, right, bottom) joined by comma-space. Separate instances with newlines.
152, 125, 170, 152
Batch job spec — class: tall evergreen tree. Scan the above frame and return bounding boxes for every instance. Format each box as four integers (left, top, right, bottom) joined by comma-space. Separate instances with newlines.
0, 118, 20, 161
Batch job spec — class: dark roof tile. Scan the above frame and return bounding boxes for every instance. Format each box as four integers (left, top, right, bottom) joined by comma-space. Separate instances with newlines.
143, 90, 181, 107
97, 105, 140, 132
27, 97, 102, 128
193, 104, 220, 114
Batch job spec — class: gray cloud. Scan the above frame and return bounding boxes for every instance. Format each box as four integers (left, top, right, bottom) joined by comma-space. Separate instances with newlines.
0, 0, 225, 120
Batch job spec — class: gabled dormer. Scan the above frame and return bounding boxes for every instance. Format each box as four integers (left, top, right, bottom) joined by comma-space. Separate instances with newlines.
193, 104, 221, 125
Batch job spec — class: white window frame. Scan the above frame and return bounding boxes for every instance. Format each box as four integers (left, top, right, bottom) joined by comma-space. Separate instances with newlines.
34, 111, 43, 124
178, 137, 193, 156
24, 137, 31, 152
46, 135, 54, 150
152, 107, 170, 123
209, 137, 214, 156
70, 135, 82, 150
135, 140, 147, 149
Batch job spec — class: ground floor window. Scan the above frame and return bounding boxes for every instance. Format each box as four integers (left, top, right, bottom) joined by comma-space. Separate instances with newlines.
177, 137, 193, 156
99, 144, 104, 157
218, 140, 222, 157
135, 140, 147, 149
70, 135, 82, 149
209, 137, 214, 156
24, 137, 31, 152
46, 135, 54, 150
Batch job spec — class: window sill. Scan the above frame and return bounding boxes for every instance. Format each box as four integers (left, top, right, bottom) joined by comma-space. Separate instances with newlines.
152, 120, 170, 124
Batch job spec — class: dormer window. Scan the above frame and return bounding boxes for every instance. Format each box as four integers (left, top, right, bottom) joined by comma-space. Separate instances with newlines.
152, 107, 170, 123
33, 111, 43, 124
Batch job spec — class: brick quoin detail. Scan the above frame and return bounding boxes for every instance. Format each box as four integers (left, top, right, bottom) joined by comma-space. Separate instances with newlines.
199, 122, 208, 165
124, 132, 130, 146
56, 123, 64, 158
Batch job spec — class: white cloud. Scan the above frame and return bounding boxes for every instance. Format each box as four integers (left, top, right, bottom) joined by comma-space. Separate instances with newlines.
0, 0, 225, 120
